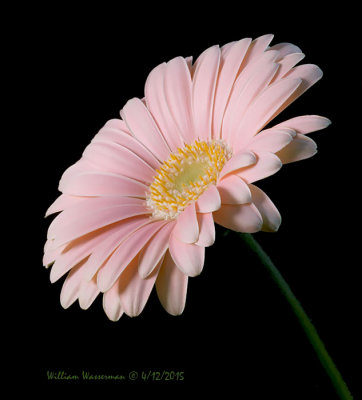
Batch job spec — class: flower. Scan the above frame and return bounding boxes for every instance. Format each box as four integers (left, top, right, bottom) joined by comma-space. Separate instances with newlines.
43, 34, 330, 321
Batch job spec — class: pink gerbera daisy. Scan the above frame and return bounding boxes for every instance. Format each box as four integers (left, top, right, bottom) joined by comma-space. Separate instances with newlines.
43, 34, 330, 321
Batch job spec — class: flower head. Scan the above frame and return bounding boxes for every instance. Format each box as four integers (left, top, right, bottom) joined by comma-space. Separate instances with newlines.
44, 34, 330, 320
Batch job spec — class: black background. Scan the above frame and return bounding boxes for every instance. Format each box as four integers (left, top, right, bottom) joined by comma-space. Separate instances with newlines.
11, 4, 361, 398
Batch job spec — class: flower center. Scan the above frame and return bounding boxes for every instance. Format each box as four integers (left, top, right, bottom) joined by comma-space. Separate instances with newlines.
146, 140, 232, 220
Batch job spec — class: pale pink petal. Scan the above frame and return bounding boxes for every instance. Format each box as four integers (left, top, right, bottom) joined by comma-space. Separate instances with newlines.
213, 203, 263, 233
102, 281, 123, 321
60, 171, 148, 198
269, 42, 302, 58
43, 242, 65, 267
173, 203, 199, 244
169, 233, 205, 277
276, 134, 317, 164
266, 64, 323, 124
195, 185, 221, 213
217, 175, 251, 204
195, 212, 215, 247
246, 128, 294, 153
104, 118, 127, 130
119, 256, 161, 317
92, 126, 160, 170
45, 194, 86, 217
49, 202, 149, 248
138, 221, 176, 278
230, 78, 302, 149
273, 115, 331, 134
222, 49, 279, 142
192, 45, 220, 141
120, 97, 171, 161
144, 62, 184, 152
213, 38, 252, 139
97, 221, 167, 292
242, 34, 275, 64
225, 59, 279, 144
82, 216, 151, 281
270, 53, 305, 84
249, 184, 281, 232
238, 152, 282, 184
219, 151, 256, 179
156, 251, 188, 316
83, 141, 156, 184
164, 57, 194, 144
78, 275, 101, 310
60, 258, 88, 309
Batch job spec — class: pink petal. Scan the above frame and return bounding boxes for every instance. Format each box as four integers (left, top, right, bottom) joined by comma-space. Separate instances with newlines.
213, 38, 252, 139
60, 171, 148, 198
195, 185, 221, 213
120, 98, 171, 162
276, 134, 317, 164
273, 115, 331, 134
230, 78, 302, 149
269, 42, 302, 58
192, 45, 221, 141
43, 241, 65, 267
156, 251, 188, 316
249, 184, 281, 232
195, 212, 215, 247
102, 280, 124, 321
83, 216, 151, 281
83, 141, 156, 184
245, 128, 294, 153
169, 233, 205, 277
213, 203, 263, 233
49, 200, 149, 248
219, 151, 256, 179
164, 57, 195, 144
104, 118, 127, 130
97, 221, 167, 292
138, 221, 176, 278
92, 126, 160, 170
270, 52, 305, 84
217, 175, 251, 204
78, 275, 100, 310
119, 256, 161, 317
60, 258, 88, 309
45, 194, 86, 217
173, 203, 199, 244
223, 51, 279, 143
144, 62, 184, 152
238, 152, 282, 183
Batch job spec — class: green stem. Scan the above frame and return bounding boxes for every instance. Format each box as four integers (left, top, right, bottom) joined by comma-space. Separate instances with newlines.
239, 233, 353, 400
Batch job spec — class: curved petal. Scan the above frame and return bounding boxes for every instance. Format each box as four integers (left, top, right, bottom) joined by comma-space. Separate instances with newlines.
169, 233, 205, 277
195, 185, 221, 213
246, 128, 294, 153
164, 56, 195, 144
213, 203, 263, 233
217, 175, 252, 204
195, 212, 215, 247
173, 203, 199, 244
121, 97, 171, 161
145, 62, 184, 152
269, 42, 303, 58
78, 275, 100, 310
238, 152, 282, 184
119, 256, 161, 317
273, 115, 331, 134
138, 221, 176, 278
60, 171, 148, 198
60, 258, 88, 309
83, 141, 156, 184
45, 194, 86, 217
102, 280, 124, 321
219, 151, 256, 179
249, 184, 281, 232
270, 52, 305, 83
276, 134, 317, 164
192, 45, 221, 141
97, 221, 167, 292
213, 38, 252, 139
156, 251, 188, 316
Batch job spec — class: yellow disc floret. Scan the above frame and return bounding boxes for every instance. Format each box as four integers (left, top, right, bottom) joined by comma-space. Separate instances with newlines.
146, 139, 232, 220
